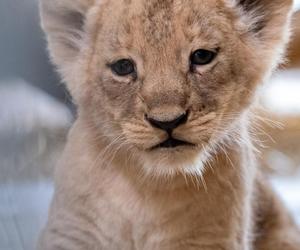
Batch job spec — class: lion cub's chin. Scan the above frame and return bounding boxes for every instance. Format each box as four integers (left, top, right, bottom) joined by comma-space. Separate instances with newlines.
139, 146, 207, 178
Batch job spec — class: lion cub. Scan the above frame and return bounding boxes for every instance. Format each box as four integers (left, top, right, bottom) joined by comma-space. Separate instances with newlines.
39, 0, 300, 249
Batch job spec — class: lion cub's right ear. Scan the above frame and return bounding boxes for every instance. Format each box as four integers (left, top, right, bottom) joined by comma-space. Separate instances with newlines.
40, 0, 94, 71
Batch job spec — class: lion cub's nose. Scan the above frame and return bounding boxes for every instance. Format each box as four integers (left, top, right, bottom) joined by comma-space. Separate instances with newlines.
146, 112, 188, 132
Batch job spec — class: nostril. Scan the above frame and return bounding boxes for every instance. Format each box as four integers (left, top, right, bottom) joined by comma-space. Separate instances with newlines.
146, 112, 189, 132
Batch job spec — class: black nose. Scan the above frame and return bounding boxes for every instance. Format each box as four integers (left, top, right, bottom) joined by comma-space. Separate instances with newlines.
146, 112, 188, 132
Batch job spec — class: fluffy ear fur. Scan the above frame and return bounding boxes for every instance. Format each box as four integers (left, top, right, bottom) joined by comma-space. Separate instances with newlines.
235, 0, 293, 35
40, 0, 94, 70
234, 0, 293, 70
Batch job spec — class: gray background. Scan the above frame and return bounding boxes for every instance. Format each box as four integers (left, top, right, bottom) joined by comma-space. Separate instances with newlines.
0, 0, 67, 101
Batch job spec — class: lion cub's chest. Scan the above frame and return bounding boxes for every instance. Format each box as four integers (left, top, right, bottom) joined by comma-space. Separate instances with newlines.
95, 214, 207, 250
92, 187, 222, 250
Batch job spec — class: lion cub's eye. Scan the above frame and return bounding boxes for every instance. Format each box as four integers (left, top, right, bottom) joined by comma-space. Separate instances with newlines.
110, 59, 135, 76
190, 49, 217, 66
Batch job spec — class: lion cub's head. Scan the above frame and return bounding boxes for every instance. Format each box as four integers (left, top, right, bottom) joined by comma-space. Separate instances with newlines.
40, 0, 292, 177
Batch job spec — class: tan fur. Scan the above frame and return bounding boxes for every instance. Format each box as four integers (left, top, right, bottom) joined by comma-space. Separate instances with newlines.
38, 0, 300, 249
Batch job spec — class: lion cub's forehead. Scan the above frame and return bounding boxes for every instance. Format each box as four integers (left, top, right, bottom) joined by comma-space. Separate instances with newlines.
100, 0, 227, 52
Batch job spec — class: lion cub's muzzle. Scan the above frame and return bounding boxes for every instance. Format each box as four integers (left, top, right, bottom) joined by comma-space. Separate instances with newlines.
146, 111, 195, 149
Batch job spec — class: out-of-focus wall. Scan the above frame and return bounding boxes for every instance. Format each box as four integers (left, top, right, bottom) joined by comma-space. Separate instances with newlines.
0, 0, 67, 101
286, 10, 300, 69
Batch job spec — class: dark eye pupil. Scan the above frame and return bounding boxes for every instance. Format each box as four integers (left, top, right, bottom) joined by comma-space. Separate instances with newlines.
111, 59, 135, 76
191, 49, 216, 66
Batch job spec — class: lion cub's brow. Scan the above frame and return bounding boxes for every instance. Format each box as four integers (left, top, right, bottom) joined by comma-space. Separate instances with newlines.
111, 0, 224, 57
141, 0, 175, 46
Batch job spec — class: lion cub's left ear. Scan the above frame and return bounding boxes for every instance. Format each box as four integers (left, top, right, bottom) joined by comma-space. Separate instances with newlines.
40, 0, 94, 72
236, 0, 293, 39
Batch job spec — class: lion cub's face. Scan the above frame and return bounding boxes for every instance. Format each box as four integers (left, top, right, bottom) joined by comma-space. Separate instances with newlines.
41, 0, 292, 176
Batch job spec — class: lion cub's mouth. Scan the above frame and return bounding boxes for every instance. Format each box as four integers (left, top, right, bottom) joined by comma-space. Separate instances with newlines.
151, 137, 195, 150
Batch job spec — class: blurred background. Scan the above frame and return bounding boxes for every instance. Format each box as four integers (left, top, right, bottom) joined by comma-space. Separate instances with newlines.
0, 1, 299, 249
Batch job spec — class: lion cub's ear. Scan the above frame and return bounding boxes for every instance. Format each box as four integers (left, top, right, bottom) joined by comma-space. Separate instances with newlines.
236, 0, 293, 37
40, 0, 94, 70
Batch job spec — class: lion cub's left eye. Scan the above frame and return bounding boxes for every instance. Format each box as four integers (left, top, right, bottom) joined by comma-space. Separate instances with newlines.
111, 59, 135, 76
190, 49, 217, 66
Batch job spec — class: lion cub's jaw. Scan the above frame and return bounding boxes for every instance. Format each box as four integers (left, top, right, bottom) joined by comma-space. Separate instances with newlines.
40, 0, 293, 177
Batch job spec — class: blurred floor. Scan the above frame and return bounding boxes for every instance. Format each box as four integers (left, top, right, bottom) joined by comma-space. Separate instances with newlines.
0, 182, 53, 250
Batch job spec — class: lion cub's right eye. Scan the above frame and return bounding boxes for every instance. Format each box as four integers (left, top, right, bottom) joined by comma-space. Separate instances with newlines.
110, 59, 135, 76
190, 49, 217, 66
